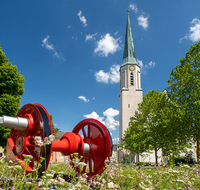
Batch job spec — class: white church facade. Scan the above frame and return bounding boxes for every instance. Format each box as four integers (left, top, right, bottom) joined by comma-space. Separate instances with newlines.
118, 11, 197, 164
118, 10, 161, 164
119, 10, 143, 143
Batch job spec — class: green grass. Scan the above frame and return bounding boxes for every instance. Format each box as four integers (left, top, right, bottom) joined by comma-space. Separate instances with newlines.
0, 155, 200, 189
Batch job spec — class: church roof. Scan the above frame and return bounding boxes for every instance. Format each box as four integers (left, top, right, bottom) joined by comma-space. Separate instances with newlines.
121, 10, 140, 67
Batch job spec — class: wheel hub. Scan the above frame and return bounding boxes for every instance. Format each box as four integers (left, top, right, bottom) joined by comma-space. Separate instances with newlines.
15, 134, 26, 155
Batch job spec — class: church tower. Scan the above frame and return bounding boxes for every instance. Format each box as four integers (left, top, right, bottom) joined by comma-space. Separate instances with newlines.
119, 10, 143, 142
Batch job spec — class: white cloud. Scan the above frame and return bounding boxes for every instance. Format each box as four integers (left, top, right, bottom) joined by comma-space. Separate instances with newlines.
85, 33, 97, 41
138, 15, 149, 30
146, 61, 156, 69
180, 18, 200, 43
129, 3, 149, 30
114, 31, 118, 35
84, 112, 105, 124
94, 33, 121, 57
84, 108, 119, 131
95, 64, 120, 84
95, 70, 110, 83
77, 11, 87, 27
137, 59, 155, 74
129, 3, 138, 14
103, 108, 119, 131
78, 96, 89, 102
137, 59, 144, 69
42, 35, 54, 50
41, 35, 65, 60
112, 137, 119, 145
109, 65, 120, 83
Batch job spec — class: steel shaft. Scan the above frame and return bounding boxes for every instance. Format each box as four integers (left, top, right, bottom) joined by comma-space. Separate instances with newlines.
0, 115, 28, 131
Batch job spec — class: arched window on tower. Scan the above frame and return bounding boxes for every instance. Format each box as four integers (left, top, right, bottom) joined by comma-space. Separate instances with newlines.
130, 72, 134, 86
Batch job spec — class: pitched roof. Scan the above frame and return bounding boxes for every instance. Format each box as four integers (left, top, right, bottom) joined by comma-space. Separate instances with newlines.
122, 10, 139, 67
56, 131, 66, 140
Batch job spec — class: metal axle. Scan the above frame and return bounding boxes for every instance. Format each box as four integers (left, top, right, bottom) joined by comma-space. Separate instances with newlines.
0, 115, 91, 154
0, 115, 28, 131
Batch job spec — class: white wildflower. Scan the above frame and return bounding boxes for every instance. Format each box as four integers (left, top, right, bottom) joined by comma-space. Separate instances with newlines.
46, 173, 53, 177
33, 136, 44, 146
177, 179, 184, 183
183, 165, 190, 168
172, 170, 179, 173
58, 177, 65, 183
107, 182, 115, 189
49, 135, 56, 142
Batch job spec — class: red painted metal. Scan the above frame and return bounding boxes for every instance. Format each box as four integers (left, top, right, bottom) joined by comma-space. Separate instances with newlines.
6, 104, 53, 174
52, 132, 84, 155
6, 104, 112, 179
72, 118, 112, 179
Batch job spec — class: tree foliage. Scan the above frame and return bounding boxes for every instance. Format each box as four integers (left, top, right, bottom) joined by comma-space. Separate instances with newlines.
167, 41, 200, 159
0, 45, 25, 147
49, 114, 60, 138
122, 90, 187, 163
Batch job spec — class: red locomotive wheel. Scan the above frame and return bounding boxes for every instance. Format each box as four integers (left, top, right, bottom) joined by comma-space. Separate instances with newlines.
72, 118, 112, 179
6, 103, 52, 178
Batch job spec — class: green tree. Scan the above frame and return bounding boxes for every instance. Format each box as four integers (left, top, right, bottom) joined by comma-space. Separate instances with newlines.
167, 41, 200, 161
122, 90, 187, 164
49, 114, 60, 138
0, 45, 25, 147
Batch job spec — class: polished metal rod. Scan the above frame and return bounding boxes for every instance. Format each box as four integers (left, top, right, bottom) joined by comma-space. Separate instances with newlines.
0, 115, 28, 131
83, 143, 90, 154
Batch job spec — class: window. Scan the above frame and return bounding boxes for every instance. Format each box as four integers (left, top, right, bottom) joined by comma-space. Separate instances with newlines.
60, 154, 64, 159
128, 104, 130, 108
130, 72, 134, 86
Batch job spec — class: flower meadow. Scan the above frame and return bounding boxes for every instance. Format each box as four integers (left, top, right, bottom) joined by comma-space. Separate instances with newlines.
0, 136, 200, 189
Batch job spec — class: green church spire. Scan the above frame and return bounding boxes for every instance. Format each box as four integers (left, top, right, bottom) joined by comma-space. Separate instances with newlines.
122, 10, 139, 67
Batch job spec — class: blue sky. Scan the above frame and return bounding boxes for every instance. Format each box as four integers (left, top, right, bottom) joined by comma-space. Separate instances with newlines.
0, 1, 200, 144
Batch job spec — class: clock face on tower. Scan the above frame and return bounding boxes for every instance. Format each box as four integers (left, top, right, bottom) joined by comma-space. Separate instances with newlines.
129, 66, 135, 71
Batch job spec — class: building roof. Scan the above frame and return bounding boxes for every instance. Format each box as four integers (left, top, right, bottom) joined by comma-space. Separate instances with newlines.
56, 131, 66, 140
121, 10, 140, 68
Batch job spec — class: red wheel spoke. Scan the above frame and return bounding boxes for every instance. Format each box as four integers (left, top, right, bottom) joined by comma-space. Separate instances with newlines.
84, 158, 88, 165
89, 158, 93, 173
81, 158, 87, 173
27, 142, 41, 148
34, 131, 42, 137
72, 118, 112, 179
92, 156, 98, 171
25, 147, 40, 162
82, 128, 87, 139
88, 125, 91, 139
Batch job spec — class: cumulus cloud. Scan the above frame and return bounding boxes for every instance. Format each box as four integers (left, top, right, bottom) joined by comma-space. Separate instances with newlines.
78, 96, 89, 102
84, 108, 119, 131
41, 35, 65, 60
138, 15, 149, 30
179, 18, 200, 43
129, 3, 138, 14
94, 33, 121, 57
129, 3, 149, 30
77, 11, 87, 27
84, 112, 105, 124
95, 64, 120, 84
103, 108, 119, 130
85, 33, 97, 41
137, 59, 156, 74
95, 70, 110, 83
